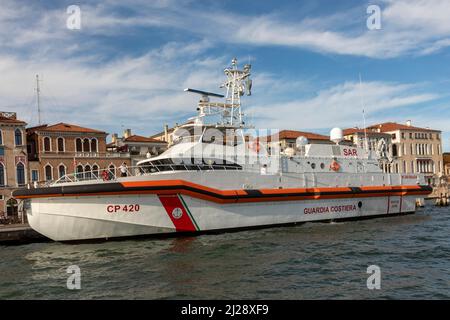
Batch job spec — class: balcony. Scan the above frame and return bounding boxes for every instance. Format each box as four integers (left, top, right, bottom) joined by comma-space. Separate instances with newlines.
75, 152, 130, 158
37, 151, 130, 158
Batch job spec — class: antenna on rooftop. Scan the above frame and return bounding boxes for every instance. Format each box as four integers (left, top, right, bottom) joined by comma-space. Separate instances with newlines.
35, 74, 42, 125
359, 73, 369, 154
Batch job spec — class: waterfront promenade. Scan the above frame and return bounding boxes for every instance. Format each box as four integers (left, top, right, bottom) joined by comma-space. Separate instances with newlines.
0, 224, 46, 244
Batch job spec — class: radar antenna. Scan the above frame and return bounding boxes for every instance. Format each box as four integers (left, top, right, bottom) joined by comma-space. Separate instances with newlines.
184, 58, 253, 128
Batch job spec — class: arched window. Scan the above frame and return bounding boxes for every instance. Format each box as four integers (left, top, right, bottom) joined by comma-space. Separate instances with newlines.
57, 137, 65, 152
83, 139, 90, 152
76, 138, 83, 152
91, 139, 98, 152
16, 162, 25, 186
43, 137, 51, 152
45, 165, 53, 181
58, 165, 66, 178
0, 163, 5, 186
6, 198, 18, 218
76, 165, 84, 180
109, 164, 116, 178
85, 165, 92, 179
15, 129, 23, 146
92, 165, 99, 178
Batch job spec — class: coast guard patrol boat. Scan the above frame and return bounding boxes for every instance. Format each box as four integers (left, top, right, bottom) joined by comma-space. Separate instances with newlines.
14, 59, 431, 241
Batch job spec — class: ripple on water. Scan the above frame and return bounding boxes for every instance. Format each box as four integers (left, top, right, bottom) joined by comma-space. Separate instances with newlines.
0, 205, 449, 299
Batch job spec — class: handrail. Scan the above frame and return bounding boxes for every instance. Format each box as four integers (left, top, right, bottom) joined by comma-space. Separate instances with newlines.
36, 163, 245, 188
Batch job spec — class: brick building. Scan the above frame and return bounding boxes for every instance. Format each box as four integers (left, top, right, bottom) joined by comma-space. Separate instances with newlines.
444, 153, 450, 176
0, 112, 27, 221
107, 129, 167, 167
26, 123, 130, 182
265, 130, 354, 153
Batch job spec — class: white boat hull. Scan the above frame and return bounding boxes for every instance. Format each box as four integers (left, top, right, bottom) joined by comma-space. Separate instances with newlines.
26, 191, 418, 242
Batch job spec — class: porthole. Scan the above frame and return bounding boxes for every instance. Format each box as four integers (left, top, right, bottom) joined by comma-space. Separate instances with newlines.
311, 163, 316, 169
320, 163, 325, 169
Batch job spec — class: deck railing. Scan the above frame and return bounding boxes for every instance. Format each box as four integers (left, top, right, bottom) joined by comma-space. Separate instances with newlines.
26, 163, 243, 188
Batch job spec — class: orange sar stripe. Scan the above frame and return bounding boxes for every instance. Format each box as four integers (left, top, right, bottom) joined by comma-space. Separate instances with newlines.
14, 180, 431, 203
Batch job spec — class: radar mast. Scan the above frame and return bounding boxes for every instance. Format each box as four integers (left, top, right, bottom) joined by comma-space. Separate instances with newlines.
184, 58, 253, 129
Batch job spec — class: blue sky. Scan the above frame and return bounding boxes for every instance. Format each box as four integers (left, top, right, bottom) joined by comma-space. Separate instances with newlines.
1, 0, 450, 150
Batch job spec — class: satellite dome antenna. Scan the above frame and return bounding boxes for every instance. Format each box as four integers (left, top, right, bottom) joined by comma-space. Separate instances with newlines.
330, 128, 344, 145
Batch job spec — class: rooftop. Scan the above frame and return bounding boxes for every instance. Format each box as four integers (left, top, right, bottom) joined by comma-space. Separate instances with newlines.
343, 127, 391, 136
27, 122, 106, 134
277, 130, 330, 141
366, 122, 440, 133
0, 111, 26, 125
124, 135, 167, 143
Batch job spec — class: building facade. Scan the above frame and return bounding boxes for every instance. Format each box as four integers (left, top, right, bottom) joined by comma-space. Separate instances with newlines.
107, 129, 167, 167
343, 128, 393, 153
343, 128, 393, 171
0, 112, 27, 221
27, 123, 130, 182
266, 130, 348, 153
443, 153, 450, 176
366, 121, 443, 184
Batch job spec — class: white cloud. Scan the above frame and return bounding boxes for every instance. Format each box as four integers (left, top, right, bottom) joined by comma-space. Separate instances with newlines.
0, 0, 449, 147
0, 42, 227, 133
3, 1, 450, 59
247, 81, 440, 130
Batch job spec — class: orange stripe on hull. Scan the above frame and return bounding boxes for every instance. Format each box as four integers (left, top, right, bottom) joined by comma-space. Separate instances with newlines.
14, 179, 432, 204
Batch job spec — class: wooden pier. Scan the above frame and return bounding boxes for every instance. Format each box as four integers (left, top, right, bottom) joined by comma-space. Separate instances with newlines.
0, 224, 47, 244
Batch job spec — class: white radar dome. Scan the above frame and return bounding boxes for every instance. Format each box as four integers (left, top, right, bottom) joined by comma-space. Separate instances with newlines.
284, 147, 295, 157
295, 136, 309, 149
330, 127, 343, 145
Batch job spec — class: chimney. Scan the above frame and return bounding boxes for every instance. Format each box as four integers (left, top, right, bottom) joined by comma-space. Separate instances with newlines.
164, 124, 169, 142
111, 133, 118, 144
406, 120, 412, 127
123, 129, 131, 139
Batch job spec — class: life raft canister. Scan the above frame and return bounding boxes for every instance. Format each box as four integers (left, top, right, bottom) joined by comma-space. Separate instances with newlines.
330, 160, 340, 172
